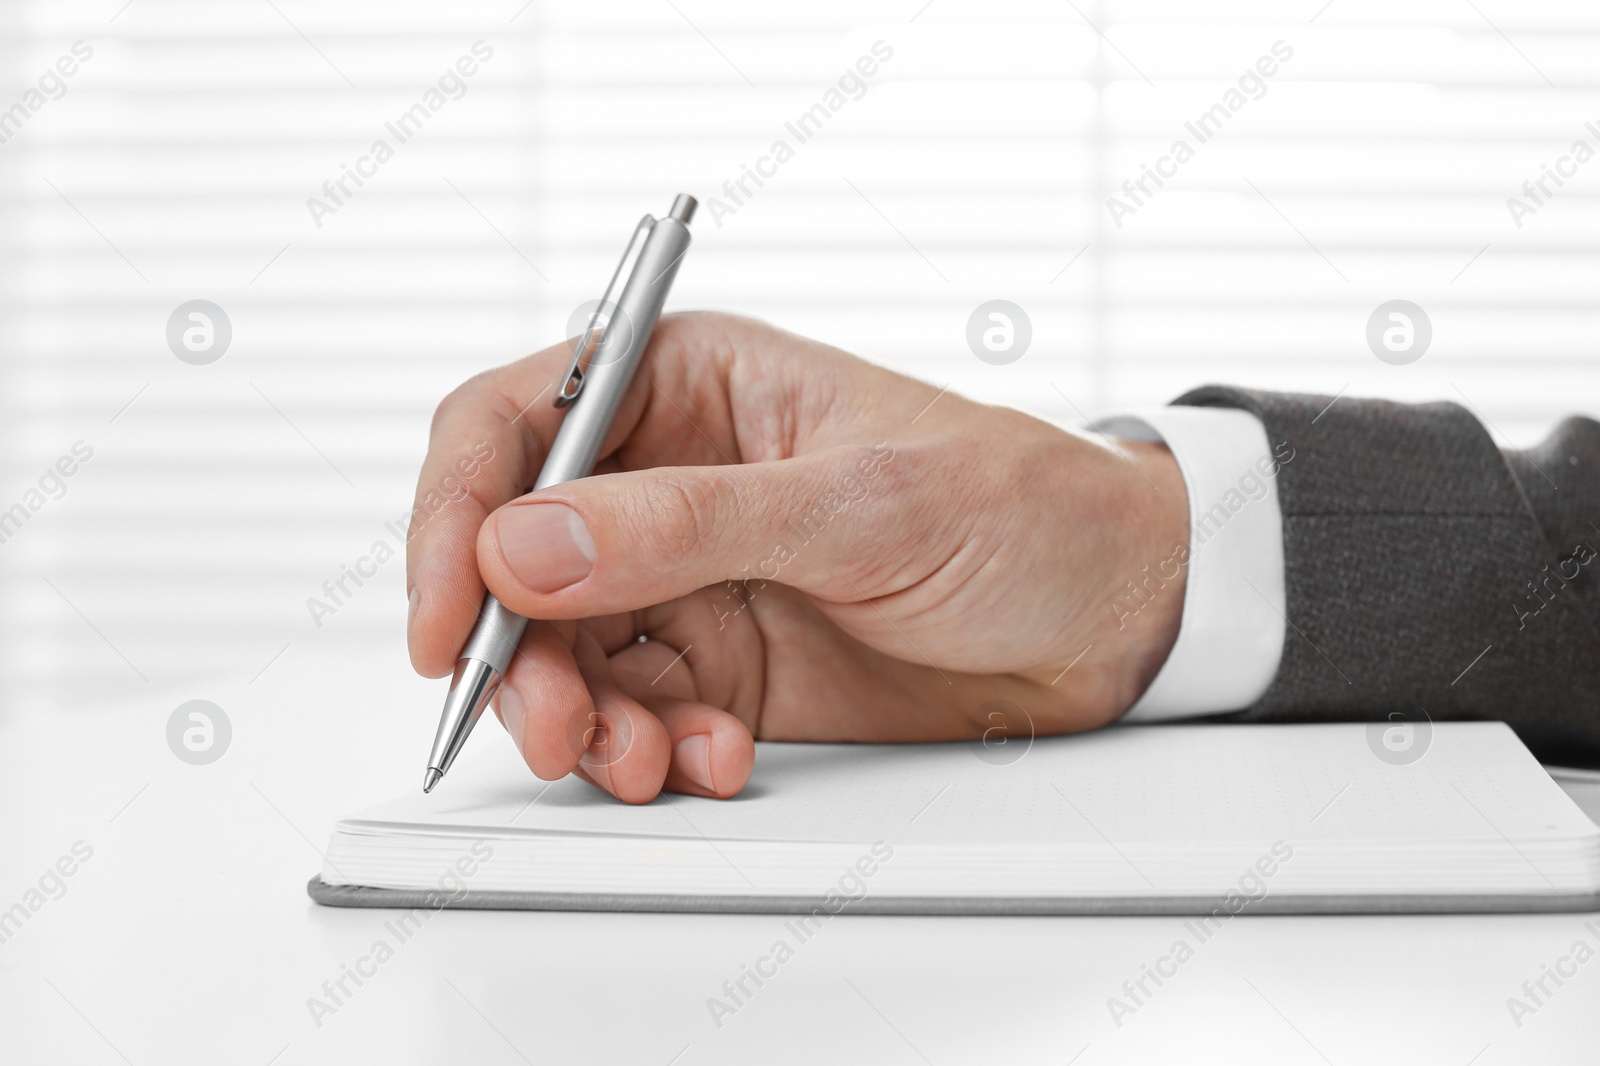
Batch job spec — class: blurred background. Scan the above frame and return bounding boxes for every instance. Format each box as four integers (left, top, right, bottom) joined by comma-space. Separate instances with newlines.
2, 0, 1597, 743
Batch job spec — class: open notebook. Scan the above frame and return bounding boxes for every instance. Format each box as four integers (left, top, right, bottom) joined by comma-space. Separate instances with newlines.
309, 722, 1600, 914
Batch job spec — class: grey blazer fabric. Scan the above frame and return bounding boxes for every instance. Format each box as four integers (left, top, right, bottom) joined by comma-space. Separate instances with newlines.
1175, 387, 1600, 765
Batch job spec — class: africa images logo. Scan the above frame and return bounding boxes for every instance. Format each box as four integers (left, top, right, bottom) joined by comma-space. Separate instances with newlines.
1365, 707, 1432, 766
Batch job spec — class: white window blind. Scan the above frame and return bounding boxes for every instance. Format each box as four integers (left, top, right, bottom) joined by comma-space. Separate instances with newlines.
3, 0, 1596, 700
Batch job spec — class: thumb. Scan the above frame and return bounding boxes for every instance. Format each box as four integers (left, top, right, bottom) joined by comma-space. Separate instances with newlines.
476, 444, 899, 618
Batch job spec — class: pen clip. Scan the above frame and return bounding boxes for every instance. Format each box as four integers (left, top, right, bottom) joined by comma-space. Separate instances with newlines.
556, 214, 656, 409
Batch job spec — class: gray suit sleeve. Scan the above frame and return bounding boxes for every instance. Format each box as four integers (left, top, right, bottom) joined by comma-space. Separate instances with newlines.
1174, 387, 1600, 765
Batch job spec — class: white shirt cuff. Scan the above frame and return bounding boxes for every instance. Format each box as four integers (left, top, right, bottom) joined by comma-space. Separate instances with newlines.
1093, 407, 1288, 721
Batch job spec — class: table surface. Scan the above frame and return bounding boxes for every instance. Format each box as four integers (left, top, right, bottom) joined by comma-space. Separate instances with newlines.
4, 644, 1598, 1066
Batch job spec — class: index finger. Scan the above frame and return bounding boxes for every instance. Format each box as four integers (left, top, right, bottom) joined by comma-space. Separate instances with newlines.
404, 313, 748, 677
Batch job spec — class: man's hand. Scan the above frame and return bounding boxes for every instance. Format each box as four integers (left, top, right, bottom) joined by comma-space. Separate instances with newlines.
407, 313, 1189, 803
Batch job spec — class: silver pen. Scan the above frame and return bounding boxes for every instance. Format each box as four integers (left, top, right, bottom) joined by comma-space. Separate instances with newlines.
423, 193, 697, 792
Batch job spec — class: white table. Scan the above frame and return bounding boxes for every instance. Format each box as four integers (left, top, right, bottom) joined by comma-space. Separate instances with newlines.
4, 641, 1597, 1065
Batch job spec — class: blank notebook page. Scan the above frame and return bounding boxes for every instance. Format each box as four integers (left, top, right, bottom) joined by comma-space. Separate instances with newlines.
336, 721, 1596, 850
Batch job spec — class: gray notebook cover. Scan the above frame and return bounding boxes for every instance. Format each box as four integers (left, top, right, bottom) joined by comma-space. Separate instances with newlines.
305, 876, 1600, 915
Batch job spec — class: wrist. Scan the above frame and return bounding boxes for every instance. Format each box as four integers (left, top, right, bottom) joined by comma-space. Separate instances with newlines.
1068, 438, 1190, 721
1120, 440, 1190, 695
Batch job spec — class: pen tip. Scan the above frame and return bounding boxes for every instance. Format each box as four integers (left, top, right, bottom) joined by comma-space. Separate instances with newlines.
423, 767, 443, 794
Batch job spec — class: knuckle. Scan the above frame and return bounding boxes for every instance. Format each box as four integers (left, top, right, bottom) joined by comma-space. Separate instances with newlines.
836, 438, 913, 528
429, 370, 493, 438
633, 471, 729, 561
431, 368, 531, 444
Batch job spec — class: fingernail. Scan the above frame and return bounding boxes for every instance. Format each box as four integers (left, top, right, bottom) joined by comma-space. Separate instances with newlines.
497, 504, 595, 593
498, 686, 525, 749
674, 733, 715, 793
407, 586, 421, 632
